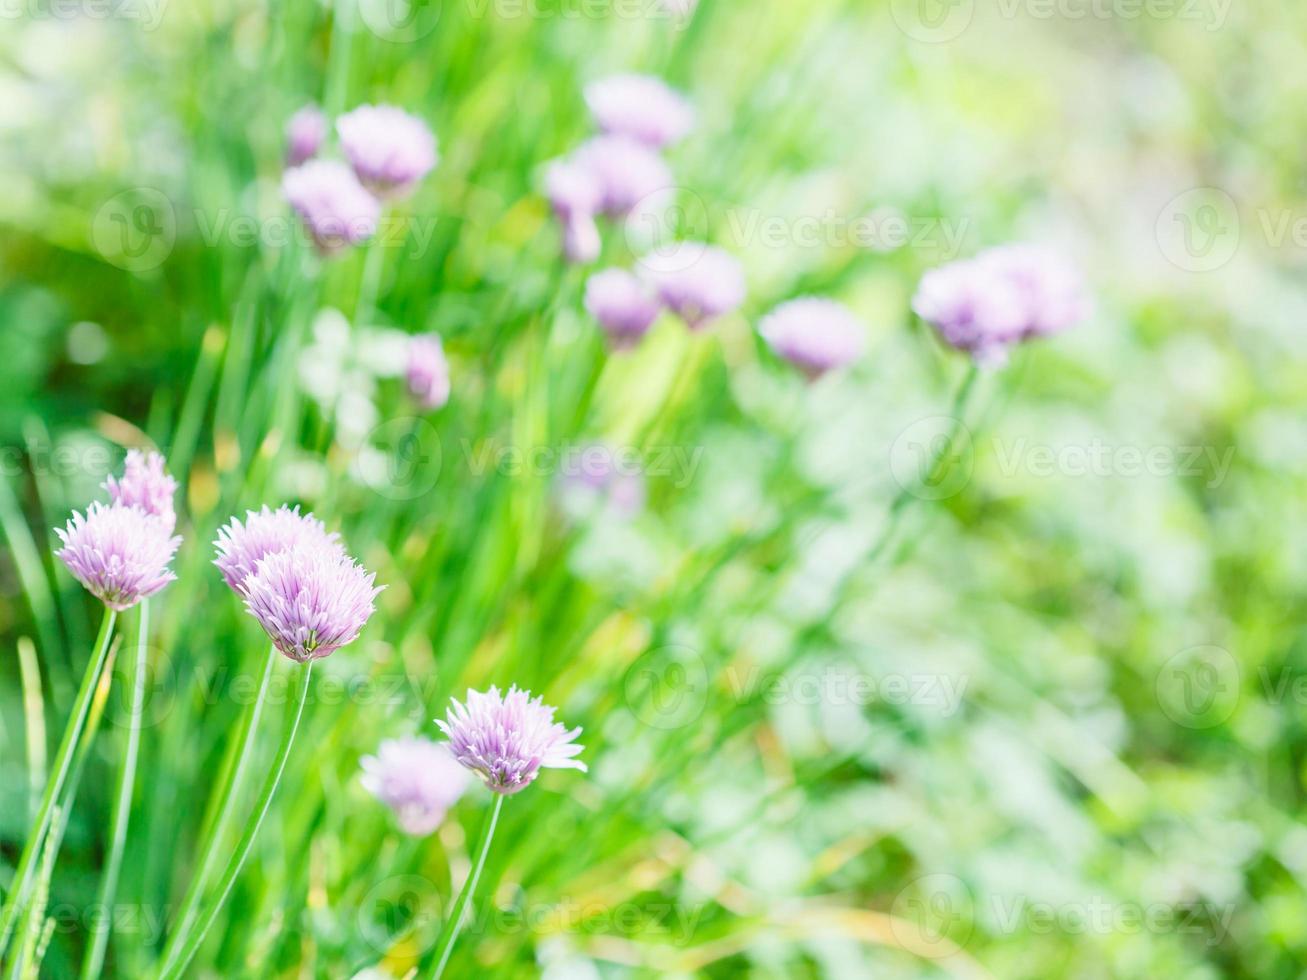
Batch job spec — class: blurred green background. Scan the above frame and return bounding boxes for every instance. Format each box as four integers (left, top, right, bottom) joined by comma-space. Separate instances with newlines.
3, 0, 1307, 976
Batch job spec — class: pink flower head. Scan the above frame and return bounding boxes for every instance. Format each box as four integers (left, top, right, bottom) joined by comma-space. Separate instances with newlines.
913, 244, 1088, 366
584, 74, 695, 149
286, 104, 327, 167
584, 268, 663, 348
640, 242, 745, 329
573, 135, 674, 218
561, 213, 601, 264
104, 450, 178, 533
406, 333, 451, 410
337, 105, 438, 199
545, 158, 603, 222
758, 297, 866, 378
361, 736, 469, 835
55, 502, 181, 611
213, 505, 341, 595
240, 538, 381, 662
437, 685, 586, 795
283, 161, 380, 256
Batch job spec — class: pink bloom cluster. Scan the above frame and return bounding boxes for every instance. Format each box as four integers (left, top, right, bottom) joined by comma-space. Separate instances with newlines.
545, 74, 691, 265
282, 103, 436, 255
214, 505, 380, 662
361, 736, 469, 835
913, 244, 1088, 365
56, 450, 181, 610
437, 685, 586, 796
758, 297, 867, 378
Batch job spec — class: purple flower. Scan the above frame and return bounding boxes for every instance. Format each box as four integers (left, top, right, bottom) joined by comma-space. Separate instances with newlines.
286, 105, 327, 166
584, 74, 695, 149
283, 161, 380, 256
640, 242, 746, 329
573, 135, 673, 218
104, 449, 179, 533
240, 538, 381, 662
437, 686, 586, 796
585, 269, 663, 348
337, 105, 438, 199
758, 298, 866, 378
213, 505, 341, 594
55, 502, 181, 611
545, 160, 604, 264
361, 736, 469, 835
913, 245, 1087, 365
406, 333, 450, 410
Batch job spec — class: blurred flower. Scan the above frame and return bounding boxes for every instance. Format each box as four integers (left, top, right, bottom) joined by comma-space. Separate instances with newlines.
283, 161, 380, 255
55, 502, 181, 611
913, 244, 1087, 365
286, 104, 327, 166
558, 443, 646, 520
758, 297, 866, 378
361, 736, 469, 835
104, 449, 178, 533
213, 505, 341, 594
546, 158, 604, 264
584, 74, 694, 148
561, 213, 601, 264
573, 135, 673, 218
640, 242, 746, 329
336, 104, 437, 198
406, 333, 451, 410
437, 685, 586, 795
240, 537, 381, 662
584, 269, 663, 348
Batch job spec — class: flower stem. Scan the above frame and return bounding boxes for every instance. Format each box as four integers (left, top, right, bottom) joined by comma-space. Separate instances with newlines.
424, 794, 506, 980
0, 607, 116, 962
157, 660, 313, 980
156, 644, 278, 973
79, 601, 151, 980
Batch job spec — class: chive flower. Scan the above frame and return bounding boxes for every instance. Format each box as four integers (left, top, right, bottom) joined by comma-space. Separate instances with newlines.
283, 160, 380, 255
406, 333, 451, 410
361, 736, 469, 835
912, 244, 1087, 365
640, 242, 745, 329
240, 538, 381, 663
758, 297, 866, 377
584, 74, 695, 149
546, 159, 604, 264
104, 449, 179, 533
55, 502, 181, 611
336, 104, 438, 199
584, 268, 663, 348
573, 135, 673, 218
213, 505, 341, 594
286, 104, 327, 167
437, 686, 586, 795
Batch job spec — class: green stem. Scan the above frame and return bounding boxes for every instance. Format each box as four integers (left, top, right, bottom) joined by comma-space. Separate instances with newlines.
424, 795, 506, 980
0, 607, 115, 961
157, 660, 313, 980
157, 644, 278, 973
80, 601, 151, 980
